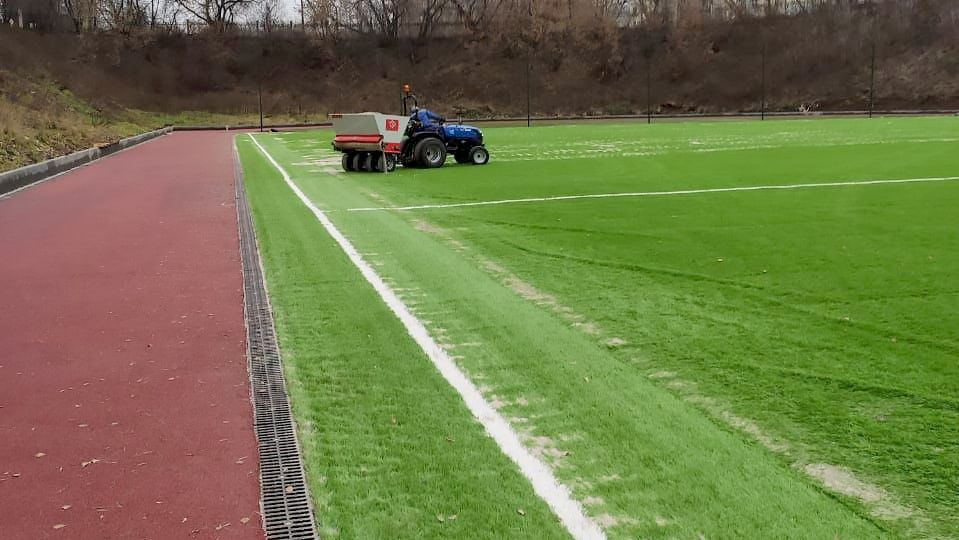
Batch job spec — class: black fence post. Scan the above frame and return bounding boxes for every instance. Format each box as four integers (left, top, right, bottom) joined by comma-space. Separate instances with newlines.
646, 55, 652, 125
869, 41, 876, 118
761, 41, 767, 120
258, 82, 264, 132
526, 0, 532, 128
526, 60, 531, 128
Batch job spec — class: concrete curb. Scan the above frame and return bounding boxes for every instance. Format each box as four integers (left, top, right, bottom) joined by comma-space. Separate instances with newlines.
0, 126, 172, 197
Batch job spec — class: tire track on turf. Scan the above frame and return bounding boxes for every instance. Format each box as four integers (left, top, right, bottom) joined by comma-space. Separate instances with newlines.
499, 239, 959, 359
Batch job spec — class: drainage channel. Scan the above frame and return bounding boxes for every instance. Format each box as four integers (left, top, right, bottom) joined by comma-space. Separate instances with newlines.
234, 144, 319, 540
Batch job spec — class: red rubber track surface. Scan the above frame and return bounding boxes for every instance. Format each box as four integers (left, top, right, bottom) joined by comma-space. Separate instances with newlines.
0, 133, 262, 539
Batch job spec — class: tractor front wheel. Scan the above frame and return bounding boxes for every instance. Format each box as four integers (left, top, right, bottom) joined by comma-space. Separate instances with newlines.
469, 146, 490, 165
415, 138, 447, 168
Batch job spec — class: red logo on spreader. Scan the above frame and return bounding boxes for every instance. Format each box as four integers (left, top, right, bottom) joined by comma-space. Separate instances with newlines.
386, 119, 399, 132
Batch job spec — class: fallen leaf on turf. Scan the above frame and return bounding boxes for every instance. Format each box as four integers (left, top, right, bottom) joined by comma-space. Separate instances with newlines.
517, 508, 526, 516
285, 485, 294, 493
390, 416, 397, 425
53, 524, 66, 530
448, 514, 458, 521
35, 452, 46, 458
240, 517, 250, 524
61, 505, 71, 510
215, 523, 230, 531
436, 514, 445, 523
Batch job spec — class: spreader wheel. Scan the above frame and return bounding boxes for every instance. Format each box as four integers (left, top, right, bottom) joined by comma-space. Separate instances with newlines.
369, 153, 382, 172
469, 146, 490, 165
342, 152, 354, 172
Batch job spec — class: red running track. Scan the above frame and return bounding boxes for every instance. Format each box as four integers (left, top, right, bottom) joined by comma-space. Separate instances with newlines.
0, 133, 262, 539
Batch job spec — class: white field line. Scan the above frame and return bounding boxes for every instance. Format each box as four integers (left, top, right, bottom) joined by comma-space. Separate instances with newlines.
247, 135, 606, 540
344, 175, 959, 213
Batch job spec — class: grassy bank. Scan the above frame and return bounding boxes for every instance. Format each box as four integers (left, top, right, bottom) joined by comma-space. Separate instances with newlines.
0, 69, 310, 173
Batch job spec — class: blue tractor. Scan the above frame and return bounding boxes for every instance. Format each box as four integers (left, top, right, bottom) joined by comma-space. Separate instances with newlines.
400, 87, 490, 169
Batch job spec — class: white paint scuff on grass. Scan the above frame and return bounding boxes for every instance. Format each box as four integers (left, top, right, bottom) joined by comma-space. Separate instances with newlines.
344, 175, 959, 213
247, 135, 606, 540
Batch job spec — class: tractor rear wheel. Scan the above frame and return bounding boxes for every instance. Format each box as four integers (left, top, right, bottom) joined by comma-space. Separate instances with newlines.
469, 146, 490, 165
415, 138, 447, 168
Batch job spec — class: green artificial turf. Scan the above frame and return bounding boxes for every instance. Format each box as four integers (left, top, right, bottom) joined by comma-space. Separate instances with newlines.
240, 116, 958, 539
236, 137, 568, 539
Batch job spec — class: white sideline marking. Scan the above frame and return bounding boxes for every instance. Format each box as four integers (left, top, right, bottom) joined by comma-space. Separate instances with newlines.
247, 135, 606, 540
344, 175, 959, 212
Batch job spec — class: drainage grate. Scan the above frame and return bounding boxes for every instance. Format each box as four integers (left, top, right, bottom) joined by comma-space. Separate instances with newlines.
234, 144, 319, 540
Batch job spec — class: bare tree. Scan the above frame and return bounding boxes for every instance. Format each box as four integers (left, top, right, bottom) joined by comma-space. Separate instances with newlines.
593, 0, 629, 22
303, 0, 342, 37
100, 0, 149, 31
258, 0, 279, 31
173, 0, 257, 30
360, 0, 410, 40
142, 0, 177, 27
415, 0, 450, 39
449, 0, 502, 33
62, 0, 100, 31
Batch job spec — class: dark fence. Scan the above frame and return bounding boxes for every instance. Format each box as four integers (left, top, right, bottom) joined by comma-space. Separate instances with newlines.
242, 25, 957, 129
